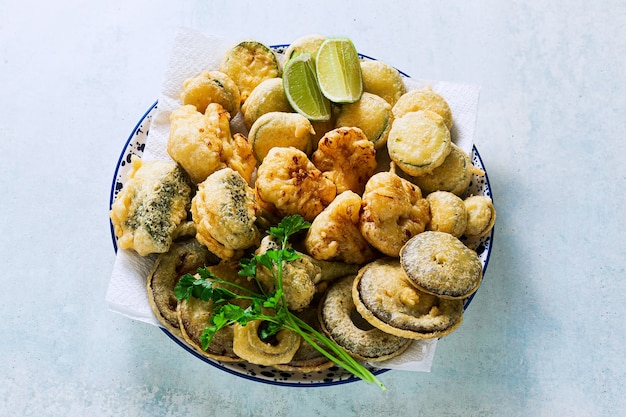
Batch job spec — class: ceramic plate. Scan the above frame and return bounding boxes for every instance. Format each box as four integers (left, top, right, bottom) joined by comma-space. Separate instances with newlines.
109, 49, 494, 387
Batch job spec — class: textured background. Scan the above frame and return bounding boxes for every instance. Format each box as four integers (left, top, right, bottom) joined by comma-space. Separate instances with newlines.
1, 1, 624, 415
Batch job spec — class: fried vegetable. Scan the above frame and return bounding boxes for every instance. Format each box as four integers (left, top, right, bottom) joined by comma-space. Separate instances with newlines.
360, 164, 431, 257
426, 191, 467, 238
177, 261, 257, 362
255, 147, 336, 221
283, 34, 327, 68
233, 320, 301, 366
241, 78, 293, 130
304, 191, 376, 265
248, 111, 315, 162
400, 231, 482, 299
463, 195, 496, 239
410, 143, 478, 196
147, 237, 219, 337
191, 168, 260, 260
387, 110, 451, 177
353, 258, 464, 339
168, 104, 256, 185
221, 40, 281, 104
110, 156, 192, 256
335, 92, 393, 149
312, 127, 377, 195
360, 60, 406, 107
392, 86, 453, 129
180, 70, 241, 117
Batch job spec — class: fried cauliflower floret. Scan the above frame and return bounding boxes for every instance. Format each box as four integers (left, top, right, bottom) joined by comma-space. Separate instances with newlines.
191, 168, 260, 260
255, 147, 336, 221
167, 104, 257, 185
110, 156, 192, 256
359, 163, 431, 257
311, 127, 377, 195
304, 191, 376, 264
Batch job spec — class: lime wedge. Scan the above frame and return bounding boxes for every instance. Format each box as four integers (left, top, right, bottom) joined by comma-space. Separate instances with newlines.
315, 38, 363, 103
283, 52, 331, 122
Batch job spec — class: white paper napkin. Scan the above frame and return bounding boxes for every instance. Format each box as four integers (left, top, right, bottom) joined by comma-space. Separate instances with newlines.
106, 27, 480, 372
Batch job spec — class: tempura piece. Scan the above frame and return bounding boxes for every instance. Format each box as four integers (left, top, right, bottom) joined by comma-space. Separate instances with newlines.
167, 104, 256, 185
392, 86, 453, 129
311, 127, 377, 195
221, 40, 281, 104
426, 191, 467, 238
180, 70, 241, 117
110, 156, 192, 256
191, 168, 260, 260
255, 147, 336, 221
360, 164, 431, 257
360, 60, 406, 107
304, 191, 375, 265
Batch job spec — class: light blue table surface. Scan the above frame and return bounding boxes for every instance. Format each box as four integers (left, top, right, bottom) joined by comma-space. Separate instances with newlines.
1, 1, 624, 416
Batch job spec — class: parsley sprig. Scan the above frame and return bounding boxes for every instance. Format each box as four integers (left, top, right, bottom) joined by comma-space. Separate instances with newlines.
174, 215, 385, 389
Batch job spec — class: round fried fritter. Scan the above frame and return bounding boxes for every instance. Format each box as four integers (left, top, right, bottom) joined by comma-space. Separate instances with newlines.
392, 86, 453, 129
426, 191, 467, 238
180, 70, 241, 117
387, 110, 451, 177
319, 275, 412, 361
312, 127, 377, 195
221, 40, 281, 104
360, 164, 431, 257
463, 195, 496, 239
411, 143, 475, 196
335, 92, 393, 149
304, 191, 376, 265
241, 78, 293, 130
360, 60, 406, 107
400, 231, 482, 299
147, 237, 219, 337
283, 34, 327, 68
255, 147, 336, 221
353, 258, 464, 339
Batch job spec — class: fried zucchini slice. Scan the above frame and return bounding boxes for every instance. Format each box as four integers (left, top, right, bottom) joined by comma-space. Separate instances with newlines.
387, 110, 451, 177
180, 70, 241, 117
410, 143, 474, 196
110, 156, 192, 256
221, 40, 281, 104
248, 111, 315, 162
241, 78, 293, 130
392, 86, 453, 129
360, 60, 406, 107
335, 92, 393, 149
283, 34, 327, 68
